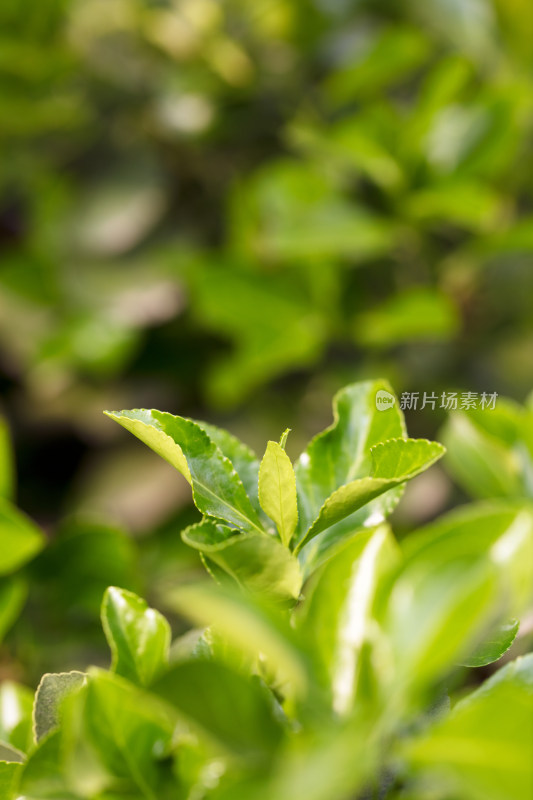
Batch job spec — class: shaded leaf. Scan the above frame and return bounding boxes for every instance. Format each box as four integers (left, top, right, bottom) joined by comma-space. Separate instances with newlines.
33, 672, 86, 743
152, 660, 285, 762
18, 729, 77, 800
0, 742, 25, 763
182, 519, 302, 602
80, 669, 174, 796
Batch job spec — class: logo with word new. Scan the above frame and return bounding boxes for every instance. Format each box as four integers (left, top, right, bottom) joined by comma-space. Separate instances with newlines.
376, 390, 396, 411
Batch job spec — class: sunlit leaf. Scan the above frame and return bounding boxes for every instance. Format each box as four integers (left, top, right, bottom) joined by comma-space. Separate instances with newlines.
105, 409, 265, 534
101, 587, 170, 687
259, 438, 298, 546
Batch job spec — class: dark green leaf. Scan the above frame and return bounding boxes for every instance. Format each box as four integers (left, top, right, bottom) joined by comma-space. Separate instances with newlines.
460, 619, 519, 667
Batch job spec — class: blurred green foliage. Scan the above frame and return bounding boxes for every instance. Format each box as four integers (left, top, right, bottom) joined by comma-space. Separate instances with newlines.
0, 0, 533, 756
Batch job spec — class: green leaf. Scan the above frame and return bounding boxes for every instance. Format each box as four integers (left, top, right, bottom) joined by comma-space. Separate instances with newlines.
33, 672, 86, 743
185, 260, 326, 408
0, 576, 27, 642
182, 519, 302, 602
18, 729, 78, 800
195, 421, 261, 517
323, 26, 430, 103
101, 587, 171, 687
353, 288, 459, 346
0, 417, 14, 500
460, 619, 519, 668
404, 656, 533, 800
0, 681, 34, 753
403, 502, 533, 615
296, 438, 445, 551
295, 380, 406, 555
404, 180, 502, 231
33, 517, 140, 620
230, 161, 396, 261
0, 761, 23, 799
152, 659, 285, 762
298, 525, 399, 714
79, 668, 174, 798
166, 582, 309, 696
474, 651, 533, 694
0, 499, 44, 575
0, 681, 34, 754
259, 439, 298, 546
442, 411, 525, 499
105, 409, 265, 535
385, 558, 498, 696
386, 503, 533, 691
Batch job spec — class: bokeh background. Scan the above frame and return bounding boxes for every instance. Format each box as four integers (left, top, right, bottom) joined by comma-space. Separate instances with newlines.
1, 0, 533, 681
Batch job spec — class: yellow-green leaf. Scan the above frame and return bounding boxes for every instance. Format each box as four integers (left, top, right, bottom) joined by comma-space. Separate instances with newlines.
259, 440, 298, 546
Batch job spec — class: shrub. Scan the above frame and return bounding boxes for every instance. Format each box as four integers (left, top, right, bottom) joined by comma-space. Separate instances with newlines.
1, 380, 532, 800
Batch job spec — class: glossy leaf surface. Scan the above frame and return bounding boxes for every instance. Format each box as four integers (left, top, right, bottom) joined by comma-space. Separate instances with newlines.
102, 587, 170, 687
